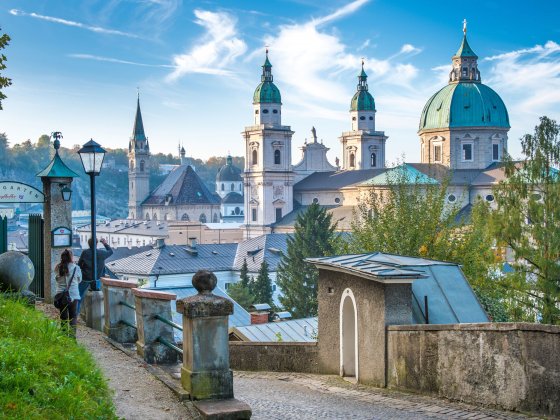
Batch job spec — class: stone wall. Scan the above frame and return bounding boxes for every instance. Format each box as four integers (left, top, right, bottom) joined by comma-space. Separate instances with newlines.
229, 342, 319, 373
387, 323, 560, 417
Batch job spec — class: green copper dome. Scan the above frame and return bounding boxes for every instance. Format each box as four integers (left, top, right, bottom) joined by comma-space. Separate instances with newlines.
419, 82, 510, 131
253, 51, 281, 104
350, 63, 376, 111
253, 82, 281, 104
350, 90, 376, 111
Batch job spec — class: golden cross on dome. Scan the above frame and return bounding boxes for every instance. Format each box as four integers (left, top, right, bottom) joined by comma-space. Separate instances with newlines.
463, 19, 467, 35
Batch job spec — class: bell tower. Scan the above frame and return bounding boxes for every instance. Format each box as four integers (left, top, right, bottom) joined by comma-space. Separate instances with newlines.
340, 61, 387, 170
128, 92, 150, 220
243, 51, 294, 238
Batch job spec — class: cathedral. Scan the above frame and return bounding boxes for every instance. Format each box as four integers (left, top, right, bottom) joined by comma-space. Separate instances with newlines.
127, 25, 510, 238
242, 25, 510, 238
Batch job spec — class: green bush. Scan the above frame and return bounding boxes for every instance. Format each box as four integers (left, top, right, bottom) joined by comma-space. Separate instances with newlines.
0, 296, 117, 419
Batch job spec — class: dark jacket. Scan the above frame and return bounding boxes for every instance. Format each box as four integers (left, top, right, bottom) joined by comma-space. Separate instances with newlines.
78, 242, 113, 281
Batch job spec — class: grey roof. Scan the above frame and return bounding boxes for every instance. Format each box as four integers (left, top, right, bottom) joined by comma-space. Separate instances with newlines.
233, 233, 290, 272
272, 205, 355, 231
470, 163, 508, 186
230, 317, 318, 342
74, 245, 152, 263
222, 192, 243, 204
77, 219, 168, 236
307, 253, 429, 282
150, 286, 251, 342
294, 169, 386, 192
308, 252, 489, 324
407, 163, 483, 186
107, 243, 237, 276
143, 164, 220, 206
216, 161, 242, 182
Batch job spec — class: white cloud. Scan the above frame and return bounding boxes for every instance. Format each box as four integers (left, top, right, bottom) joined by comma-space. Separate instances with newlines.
167, 10, 247, 80
69, 54, 174, 68
312, 0, 370, 26
9, 9, 139, 38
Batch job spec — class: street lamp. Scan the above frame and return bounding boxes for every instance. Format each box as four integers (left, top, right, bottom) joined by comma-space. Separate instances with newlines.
59, 184, 72, 201
78, 139, 106, 291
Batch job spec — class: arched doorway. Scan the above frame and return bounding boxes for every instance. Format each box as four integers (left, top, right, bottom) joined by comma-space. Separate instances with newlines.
339, 288, 358, 381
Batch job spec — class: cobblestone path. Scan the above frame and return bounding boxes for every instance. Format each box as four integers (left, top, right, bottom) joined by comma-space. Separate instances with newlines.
232, 372, 534, 420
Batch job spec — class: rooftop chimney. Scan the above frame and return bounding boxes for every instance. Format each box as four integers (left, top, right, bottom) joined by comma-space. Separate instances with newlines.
155, 238, 165, 249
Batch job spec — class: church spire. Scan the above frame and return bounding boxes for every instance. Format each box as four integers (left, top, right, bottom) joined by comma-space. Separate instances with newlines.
357, 60, 369, 91
449, 20, 481, 83
261, 48, 273, 82
132, 92, 146, 142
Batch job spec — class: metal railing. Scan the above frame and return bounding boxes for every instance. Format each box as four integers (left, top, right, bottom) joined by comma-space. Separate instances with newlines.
119, 300, 136, 311
153, 314, 183, 355
119, 319, 137, 329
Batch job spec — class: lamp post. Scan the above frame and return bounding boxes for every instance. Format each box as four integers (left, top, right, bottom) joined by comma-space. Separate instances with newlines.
78, 139, 106, 290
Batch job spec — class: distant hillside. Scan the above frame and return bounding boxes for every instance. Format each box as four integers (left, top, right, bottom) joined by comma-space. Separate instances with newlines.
0, 133, 244, 219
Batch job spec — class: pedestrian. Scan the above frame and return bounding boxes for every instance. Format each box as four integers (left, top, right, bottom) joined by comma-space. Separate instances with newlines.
77, 237, 113, 312
54, 249, 82, 337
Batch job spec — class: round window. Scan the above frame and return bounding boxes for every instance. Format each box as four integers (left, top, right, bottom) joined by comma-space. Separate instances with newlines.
447, 194, 456, 203
369, 116, 373, 120
312, 198, 319, 204
262, 109, 269, 114
360, 116, 365, 120
273, 109, 278, 114
255, 110, 259, 114
334, 198, 340, 204
352, 117, 356, 121
485, 194, 495, 202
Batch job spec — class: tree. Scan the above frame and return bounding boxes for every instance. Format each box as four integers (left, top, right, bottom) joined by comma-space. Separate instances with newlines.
253, 261, 273, 306
348, 165, 503, 320
227, 259, 254, 310
491, 116, 560, 324
0, 28, 11, 110
277, 203, 338, 318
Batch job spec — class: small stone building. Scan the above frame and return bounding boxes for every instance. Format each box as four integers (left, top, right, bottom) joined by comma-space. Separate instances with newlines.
307, 252, 488, 386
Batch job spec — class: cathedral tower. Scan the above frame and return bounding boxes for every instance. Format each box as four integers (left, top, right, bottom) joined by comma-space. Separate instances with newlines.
128, 94, 150, 219
418, 22, 509, 169
339, 62, 387, 170
243, 51, 294, 238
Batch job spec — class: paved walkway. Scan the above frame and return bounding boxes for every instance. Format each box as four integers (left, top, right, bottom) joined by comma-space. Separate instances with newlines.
229, 372, 534, 420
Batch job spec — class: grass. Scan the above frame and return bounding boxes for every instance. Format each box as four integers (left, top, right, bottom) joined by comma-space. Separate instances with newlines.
0, 296, 118, 419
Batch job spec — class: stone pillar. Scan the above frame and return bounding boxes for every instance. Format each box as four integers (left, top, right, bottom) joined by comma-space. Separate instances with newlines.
132, 288, 178, 364
176, 271, 231, 397
41, 176, 73, 302
83, 290, 104, 331
101, 277, 138, 343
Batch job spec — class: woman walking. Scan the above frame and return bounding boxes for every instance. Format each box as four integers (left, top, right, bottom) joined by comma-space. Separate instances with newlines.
54, 249, 82, 337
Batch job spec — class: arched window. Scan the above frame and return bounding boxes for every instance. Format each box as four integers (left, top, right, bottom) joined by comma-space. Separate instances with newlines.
274, 149, 281, 165
252, 150, 258, 165
213, 213, 218, 223
370, 152, 377, 168
231, 183, 234, 191
130, 161, 134, 171
181, 213, 189, 221
199, 213, 207, 223
234, 207, 240, 215
221, 183, 224, 191
239, 184, 242, 191
164, 213, 168, 221
349, 153, 355, 168
145, 213, 150, 220
153, 214, 157, 221
140, 160, 145, 172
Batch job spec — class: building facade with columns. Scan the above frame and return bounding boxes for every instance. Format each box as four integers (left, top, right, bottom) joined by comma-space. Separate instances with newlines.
242, 27, 510, 238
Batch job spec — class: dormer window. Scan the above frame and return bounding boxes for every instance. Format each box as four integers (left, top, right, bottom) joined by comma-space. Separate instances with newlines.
274, 149, 281, 165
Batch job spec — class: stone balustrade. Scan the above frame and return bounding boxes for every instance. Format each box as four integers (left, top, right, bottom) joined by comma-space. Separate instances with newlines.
132, 288, 178, 364
101, 277, 138, 343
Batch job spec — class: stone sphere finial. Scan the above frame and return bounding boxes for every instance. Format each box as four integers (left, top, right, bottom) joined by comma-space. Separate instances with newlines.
192, 270, 217, 294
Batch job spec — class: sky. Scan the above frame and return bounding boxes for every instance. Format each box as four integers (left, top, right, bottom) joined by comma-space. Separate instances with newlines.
1, 0, 559, 165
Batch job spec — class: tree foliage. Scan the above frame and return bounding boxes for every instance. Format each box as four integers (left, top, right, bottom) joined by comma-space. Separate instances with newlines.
347, 165, 504, 320
491, 116, 560, 324
277, 203, 338, 318
227, 259, 255, 310
253, 260, 273, 306
0, 28, 11, 110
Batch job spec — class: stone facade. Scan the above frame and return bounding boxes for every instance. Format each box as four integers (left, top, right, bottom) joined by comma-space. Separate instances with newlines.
229, 342, 319, 373
387, 323, 560, 417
